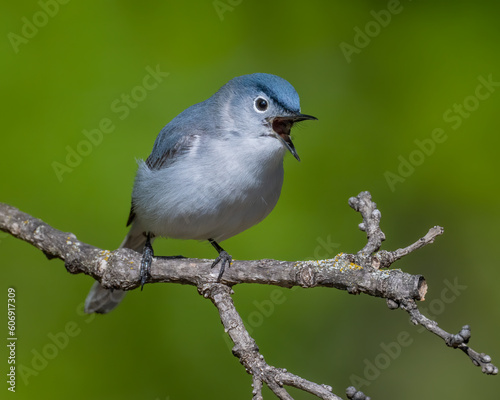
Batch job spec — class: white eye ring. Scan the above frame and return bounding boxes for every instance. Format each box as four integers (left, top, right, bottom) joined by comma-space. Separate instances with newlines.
253, 97, 269, 113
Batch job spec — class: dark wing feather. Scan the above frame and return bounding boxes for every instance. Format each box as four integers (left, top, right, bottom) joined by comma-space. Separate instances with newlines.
145, 133, 198, 170
126, 206, 136, 227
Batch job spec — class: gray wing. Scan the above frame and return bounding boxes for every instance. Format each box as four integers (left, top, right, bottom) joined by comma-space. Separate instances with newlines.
145, 131, 199, 170
146, 99, 212, 170
127, 100, 212, 226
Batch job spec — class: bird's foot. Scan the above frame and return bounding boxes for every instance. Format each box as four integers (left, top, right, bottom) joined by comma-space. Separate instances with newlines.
208, 239, 232, 282
210, 250, 232, 282
140, 233, 154, 290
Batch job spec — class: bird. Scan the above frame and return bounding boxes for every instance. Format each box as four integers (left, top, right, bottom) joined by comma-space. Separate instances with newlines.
84, 73, 316, 314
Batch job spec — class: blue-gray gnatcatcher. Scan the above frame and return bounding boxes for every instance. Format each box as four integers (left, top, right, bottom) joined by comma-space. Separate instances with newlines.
84, 73, 316, 313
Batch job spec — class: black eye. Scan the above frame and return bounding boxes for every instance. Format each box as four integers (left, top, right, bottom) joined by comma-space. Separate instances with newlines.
254, 97, 268, 112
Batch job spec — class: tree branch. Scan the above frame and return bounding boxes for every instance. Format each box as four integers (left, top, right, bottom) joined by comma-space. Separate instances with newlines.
0, 202, 426, 300
0, 191, 496, 400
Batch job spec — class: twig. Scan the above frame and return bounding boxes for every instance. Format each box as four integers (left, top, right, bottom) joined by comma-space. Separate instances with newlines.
349, 191, 444, 270
347, 191, 497, 376
400, 299, 498, 375
252, 374, 264, 400
348, 191, 386, 259
346, 386, 371, 400
374, 226, 445, 269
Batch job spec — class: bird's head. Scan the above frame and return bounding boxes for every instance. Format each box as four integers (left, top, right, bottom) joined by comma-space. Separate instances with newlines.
215, 73, 317, 161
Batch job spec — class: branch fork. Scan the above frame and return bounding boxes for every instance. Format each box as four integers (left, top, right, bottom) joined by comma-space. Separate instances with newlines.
0, 191, 496, 400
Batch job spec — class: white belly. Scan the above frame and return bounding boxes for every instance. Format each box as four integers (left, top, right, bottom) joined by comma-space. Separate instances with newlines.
131, 135, 286, 242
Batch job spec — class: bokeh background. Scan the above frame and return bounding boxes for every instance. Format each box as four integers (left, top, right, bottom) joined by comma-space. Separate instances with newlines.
2, 1, 500, 399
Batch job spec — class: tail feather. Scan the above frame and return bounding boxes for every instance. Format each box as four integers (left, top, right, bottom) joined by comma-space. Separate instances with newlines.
84, 221, 149, 314
84, 282, 127, 314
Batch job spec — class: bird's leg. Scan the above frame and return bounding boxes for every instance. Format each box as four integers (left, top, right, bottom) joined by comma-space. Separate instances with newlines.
140, 232, 154, 290
208, 239, 232, 282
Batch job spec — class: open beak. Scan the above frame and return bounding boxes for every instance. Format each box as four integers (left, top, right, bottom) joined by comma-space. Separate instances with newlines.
271, 113, 317, 161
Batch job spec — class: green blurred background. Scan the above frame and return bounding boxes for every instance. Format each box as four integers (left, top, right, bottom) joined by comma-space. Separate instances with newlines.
2, 1, 500, 398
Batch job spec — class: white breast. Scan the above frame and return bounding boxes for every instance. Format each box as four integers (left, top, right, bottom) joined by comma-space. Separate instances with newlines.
131, 134, 286, 242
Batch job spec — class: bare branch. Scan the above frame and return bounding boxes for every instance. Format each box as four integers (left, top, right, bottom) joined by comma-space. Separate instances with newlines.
348, 191, 443, 270
400, 299, 498, 375
345, 192, 497, 377
0, 202, 426, 302
1, 189, 497, 400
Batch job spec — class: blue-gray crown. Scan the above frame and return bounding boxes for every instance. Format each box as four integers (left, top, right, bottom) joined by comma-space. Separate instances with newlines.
226, 73, 301, 114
